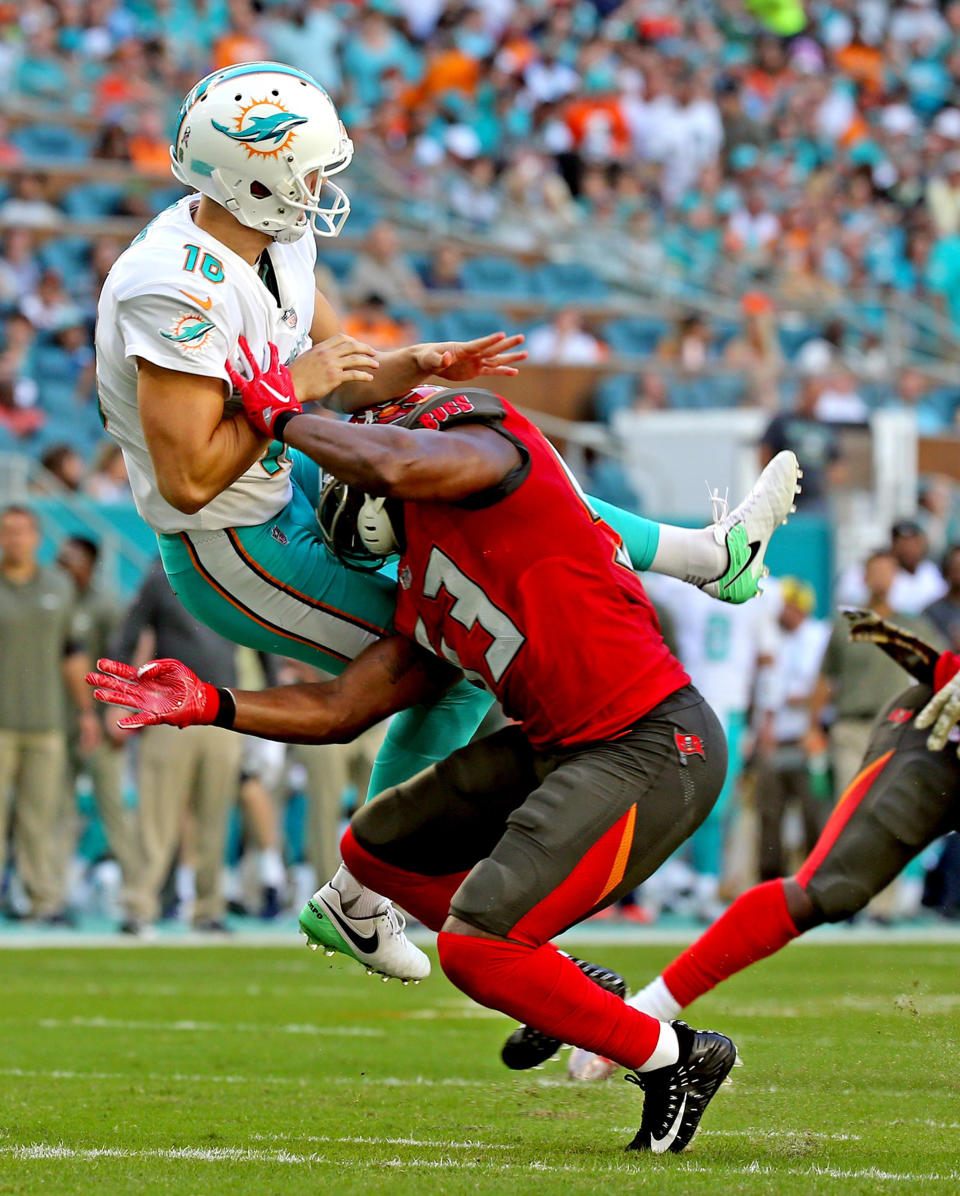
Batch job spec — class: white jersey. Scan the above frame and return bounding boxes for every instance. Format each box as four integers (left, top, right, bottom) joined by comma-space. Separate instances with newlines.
95, 195, 316, 533
644, 574, 776, 719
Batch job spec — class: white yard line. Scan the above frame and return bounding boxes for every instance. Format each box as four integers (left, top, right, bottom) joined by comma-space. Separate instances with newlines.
36, 1016, 383, 1038
0, 1143, 957, 1183
0, 1066, 571, 1089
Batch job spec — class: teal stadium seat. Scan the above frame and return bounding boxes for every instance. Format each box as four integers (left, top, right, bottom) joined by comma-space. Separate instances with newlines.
605, 317, 670, 357
461, 256, 533, 297
434, 309, 509, 342
10, 124, 91, 161
343, 195, 381, 236
534, 261, 608, 303
593, 374, 634, 422
777, 325, 818, 359
62, 182, 126, 219
317, 249, 357, 279
38, 236, 93, 286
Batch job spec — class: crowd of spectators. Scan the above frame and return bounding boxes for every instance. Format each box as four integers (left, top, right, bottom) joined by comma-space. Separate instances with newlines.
1, 3, 960, 471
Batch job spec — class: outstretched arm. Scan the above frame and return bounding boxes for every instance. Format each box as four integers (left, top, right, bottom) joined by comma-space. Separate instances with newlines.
226, 337, 520, 501
88, 636, 459, 745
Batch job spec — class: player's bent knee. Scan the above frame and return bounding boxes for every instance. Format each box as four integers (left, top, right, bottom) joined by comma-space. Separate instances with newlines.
783, 877, 821, 932
805, 878, 873, 924
448, 857, 518, 939
348, 788, 401, 849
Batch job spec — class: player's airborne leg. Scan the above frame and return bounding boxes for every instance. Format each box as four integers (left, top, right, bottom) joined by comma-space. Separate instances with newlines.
567, 681, 960, 1080
592, 449, 802, 605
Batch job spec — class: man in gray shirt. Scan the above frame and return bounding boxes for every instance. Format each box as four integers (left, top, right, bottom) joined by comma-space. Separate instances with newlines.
0, 505, 97, 921
112, 560, 241, 934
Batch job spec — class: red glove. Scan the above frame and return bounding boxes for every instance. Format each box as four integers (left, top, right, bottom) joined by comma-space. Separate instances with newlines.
86, 658, 224, 730
225, 336, 302, 438
934, 650, 960, 693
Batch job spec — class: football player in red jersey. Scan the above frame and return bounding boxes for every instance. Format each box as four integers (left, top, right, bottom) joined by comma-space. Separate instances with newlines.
567, 610, 960, 1081
88, 350, 770, 1154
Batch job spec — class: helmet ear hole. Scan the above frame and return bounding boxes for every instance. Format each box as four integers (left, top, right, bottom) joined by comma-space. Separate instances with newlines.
249, 180, 271, 198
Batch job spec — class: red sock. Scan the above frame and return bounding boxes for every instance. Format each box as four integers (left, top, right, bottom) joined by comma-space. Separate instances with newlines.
437, 932, 663, 1071
340, 827, 466, 932
662, 878, 799, 1009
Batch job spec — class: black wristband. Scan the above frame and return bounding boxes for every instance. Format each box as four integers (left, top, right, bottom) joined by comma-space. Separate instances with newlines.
211, 688, 236, 729
272, 410, 300, 442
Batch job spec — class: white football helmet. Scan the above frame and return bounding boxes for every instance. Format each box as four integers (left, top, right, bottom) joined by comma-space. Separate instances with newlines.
170, 62, 353, 243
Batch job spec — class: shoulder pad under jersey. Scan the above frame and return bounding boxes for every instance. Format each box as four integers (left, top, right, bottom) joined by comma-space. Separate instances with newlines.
398, 387, 507, 432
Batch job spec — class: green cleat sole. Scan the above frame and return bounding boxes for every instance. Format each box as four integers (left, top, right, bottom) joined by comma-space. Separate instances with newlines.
298, 899, 361, 964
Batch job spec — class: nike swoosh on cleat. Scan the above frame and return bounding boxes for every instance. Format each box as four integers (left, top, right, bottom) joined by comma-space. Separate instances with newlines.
312, 898, 380, 954
650, 1095, 686, 1153
179, 290, 213, 310
721, 539, 761, 592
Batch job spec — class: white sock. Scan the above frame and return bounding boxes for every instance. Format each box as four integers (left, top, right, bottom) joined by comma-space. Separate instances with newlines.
175, 864, 195, 905
637, 1020, 680, 1072
629, 975, 683, 1021
329, 864, 386, 917
258, 848, 286, 889
650, 524, 727, 586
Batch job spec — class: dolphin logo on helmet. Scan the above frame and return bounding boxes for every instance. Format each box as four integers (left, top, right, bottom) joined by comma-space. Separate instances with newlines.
212, 109, 309, 152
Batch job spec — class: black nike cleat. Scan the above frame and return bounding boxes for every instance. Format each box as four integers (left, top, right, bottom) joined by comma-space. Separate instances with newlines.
625, 1020, 737, 1154
500, 956, 627, 1070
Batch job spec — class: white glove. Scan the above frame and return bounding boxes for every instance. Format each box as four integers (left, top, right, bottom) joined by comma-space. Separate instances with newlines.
915, 668, 960, 756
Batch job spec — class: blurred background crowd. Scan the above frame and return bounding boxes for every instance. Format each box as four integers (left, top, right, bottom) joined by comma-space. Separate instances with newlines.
2, 0, 960, 932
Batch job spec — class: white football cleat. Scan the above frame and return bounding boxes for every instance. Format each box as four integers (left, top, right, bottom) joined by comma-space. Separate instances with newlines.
702, 450, 801, 604
568, 1047, 618, 1082
299, 882, 431, 982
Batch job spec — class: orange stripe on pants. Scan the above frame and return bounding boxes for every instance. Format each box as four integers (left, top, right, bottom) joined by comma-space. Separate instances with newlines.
796, 750, 894, 888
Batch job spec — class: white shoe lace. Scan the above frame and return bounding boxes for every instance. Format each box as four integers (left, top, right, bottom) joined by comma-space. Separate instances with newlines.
379, 902, 408, 940
706, 481, 729, 528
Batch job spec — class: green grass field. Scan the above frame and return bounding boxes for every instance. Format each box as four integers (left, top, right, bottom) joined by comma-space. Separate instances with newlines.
0, 938, 957, 1194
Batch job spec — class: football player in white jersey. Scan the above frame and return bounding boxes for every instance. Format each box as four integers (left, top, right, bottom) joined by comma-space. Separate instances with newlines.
96, 62, 801, 980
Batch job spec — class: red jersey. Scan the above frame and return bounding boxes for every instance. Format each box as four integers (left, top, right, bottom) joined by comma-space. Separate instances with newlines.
392, 393, 690, 749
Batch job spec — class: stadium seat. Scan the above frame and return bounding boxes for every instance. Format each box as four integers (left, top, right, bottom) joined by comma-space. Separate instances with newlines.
711, 319, 741, 352
592, 374, 634, 423
62, 182, 126, 219
924, 387, 960, 426
37, 236, 92, 284
777, 325, 818, 360
461, 256, 533, 297
317, 249, 357, 280
702, 375, 747, 408
534, 261, 609, 303
34, 342, 76, 381
434, 309, 509, 342
9, 124, 92, 161
604, 317, 670, 358
343, 195, 381, 236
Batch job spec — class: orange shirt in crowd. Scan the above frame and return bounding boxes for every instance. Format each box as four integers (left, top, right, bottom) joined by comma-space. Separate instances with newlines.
564, 97, 630, 155
834, 43, 885, 98
419, 48, 481, 99
342, 312, 406, 351
129, 137, 170, 176
213, 33, 267, 70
